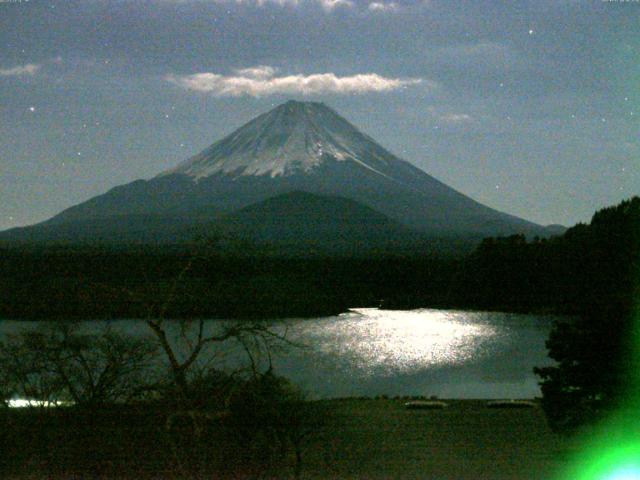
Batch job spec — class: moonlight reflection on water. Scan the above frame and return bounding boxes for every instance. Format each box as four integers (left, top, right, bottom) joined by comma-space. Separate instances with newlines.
290, 308, 501, 377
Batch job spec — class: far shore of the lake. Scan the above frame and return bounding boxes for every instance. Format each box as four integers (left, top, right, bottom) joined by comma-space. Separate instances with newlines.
0, 301, 572, 323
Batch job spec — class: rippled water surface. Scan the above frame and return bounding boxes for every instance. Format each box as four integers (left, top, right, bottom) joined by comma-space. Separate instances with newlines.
0, 308, 558, 399
279, 308, 556, 398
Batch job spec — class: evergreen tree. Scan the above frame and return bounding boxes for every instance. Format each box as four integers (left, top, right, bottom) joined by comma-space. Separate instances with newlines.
535, 197, 640, 432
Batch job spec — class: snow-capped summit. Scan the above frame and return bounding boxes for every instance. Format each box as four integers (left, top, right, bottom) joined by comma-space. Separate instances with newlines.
162, 100, 395, 179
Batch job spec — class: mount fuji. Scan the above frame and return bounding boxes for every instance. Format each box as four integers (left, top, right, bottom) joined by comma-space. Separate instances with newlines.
1, 100, 560, 248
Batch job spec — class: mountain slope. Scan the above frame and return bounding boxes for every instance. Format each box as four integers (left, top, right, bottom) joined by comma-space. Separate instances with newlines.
218, 191, 422, 254
2, 100, 559, 244
0, 214, 204, 244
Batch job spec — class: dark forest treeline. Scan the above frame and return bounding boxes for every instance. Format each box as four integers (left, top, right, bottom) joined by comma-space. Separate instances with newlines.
453, 196, 639, 314
452, 196, 640, 431
0, 196, 637, 320
530, 197, 639, 431
0, 247, 458, 319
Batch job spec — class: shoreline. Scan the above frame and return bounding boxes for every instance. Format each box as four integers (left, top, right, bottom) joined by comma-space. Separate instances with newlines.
0, 303, 571, 322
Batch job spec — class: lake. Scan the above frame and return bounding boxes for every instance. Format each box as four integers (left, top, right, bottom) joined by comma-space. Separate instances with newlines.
0, 308, 558, 399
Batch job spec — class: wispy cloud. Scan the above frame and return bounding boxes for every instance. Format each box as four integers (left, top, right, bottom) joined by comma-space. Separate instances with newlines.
159, 0, 436, 11
368, 1, 399, 12
428, 106, 474, 124
161, 0, 354, 9
440, 113, 473, 124
317, 0, 353, 10
236, 0, 299, 5
233, 65, 278, 79
166, 66, 426, 96
251, 0, 354, 9
0, 63, 41, 77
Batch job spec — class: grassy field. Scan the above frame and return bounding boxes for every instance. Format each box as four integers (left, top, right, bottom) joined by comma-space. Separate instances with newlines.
1, 399, 576, 479
304, 399, 572, 480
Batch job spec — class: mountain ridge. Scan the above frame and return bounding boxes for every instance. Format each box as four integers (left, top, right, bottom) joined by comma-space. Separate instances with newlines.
0, 100, 563, 246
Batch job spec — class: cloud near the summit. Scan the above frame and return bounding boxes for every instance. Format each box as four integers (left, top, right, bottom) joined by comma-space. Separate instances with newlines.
165, 67, 426, 96
233, 65, 278, 79
0, 63, 41, 77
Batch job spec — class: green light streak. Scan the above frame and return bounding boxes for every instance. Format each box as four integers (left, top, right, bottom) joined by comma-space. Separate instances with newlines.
559, 306, 640, 479
558, 199, 640, 480
565, 430, 640, 480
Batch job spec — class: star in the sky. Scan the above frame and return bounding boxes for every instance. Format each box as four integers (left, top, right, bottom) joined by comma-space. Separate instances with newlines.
29, 106, 35, 112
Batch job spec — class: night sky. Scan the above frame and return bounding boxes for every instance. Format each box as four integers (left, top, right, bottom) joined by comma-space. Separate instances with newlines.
1, 0, 638, 231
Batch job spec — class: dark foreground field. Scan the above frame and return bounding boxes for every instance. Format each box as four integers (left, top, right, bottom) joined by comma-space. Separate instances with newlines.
1, 399, 575, 480
304, 399, 571, 480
